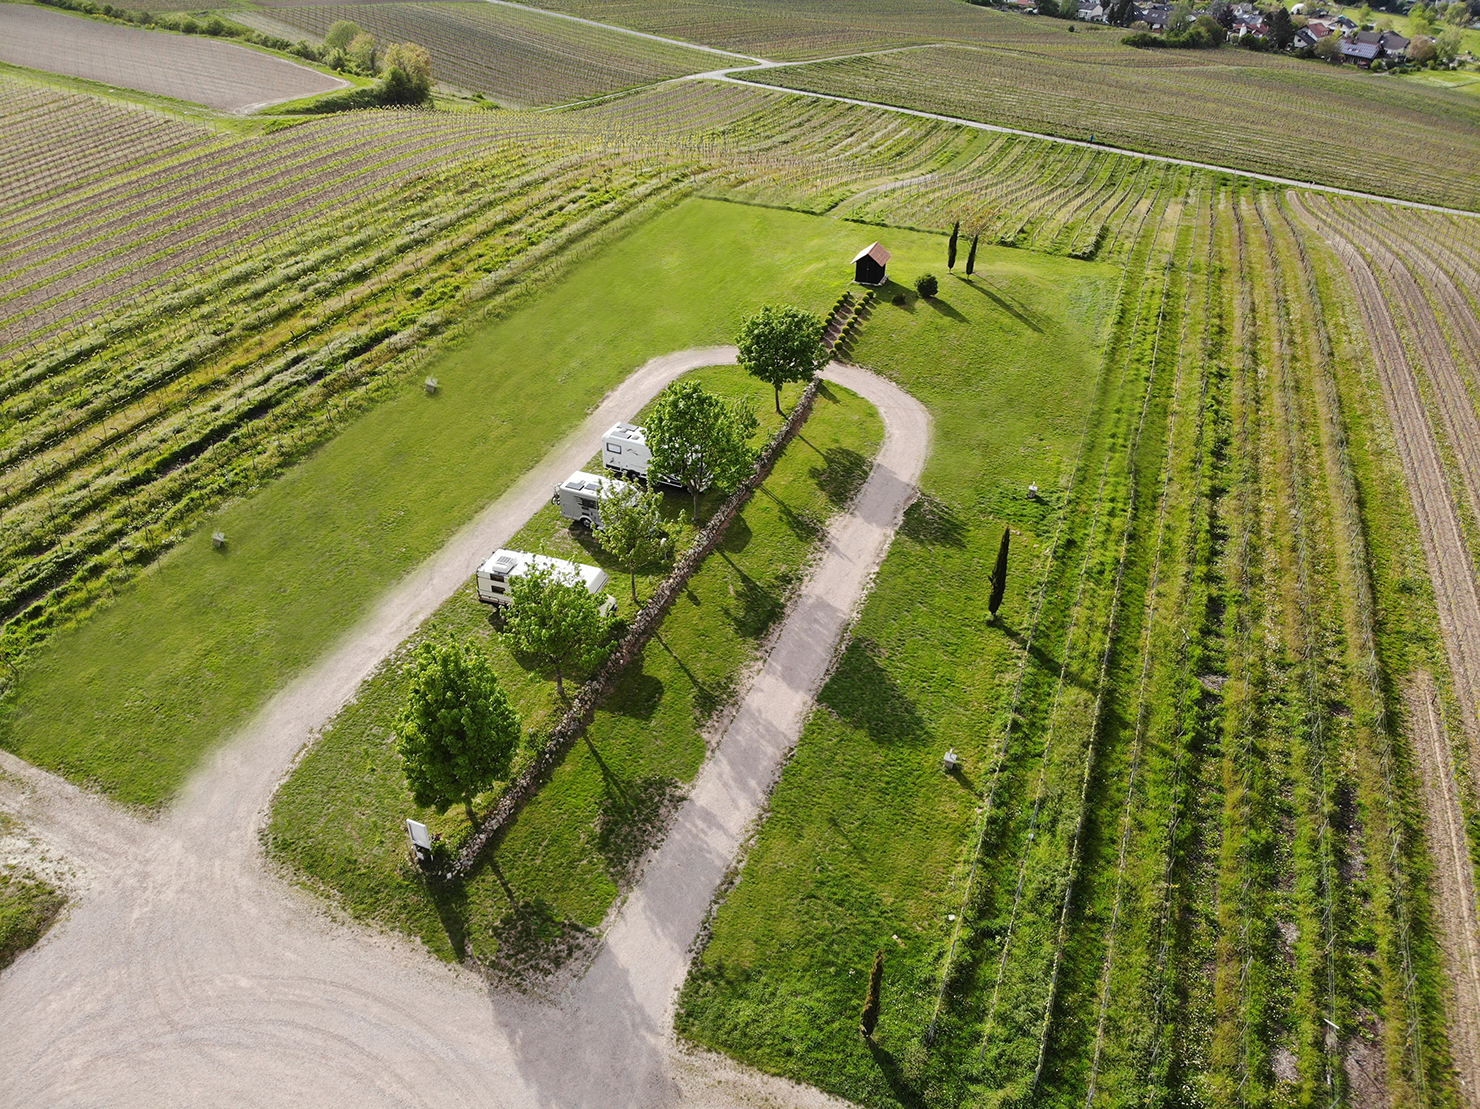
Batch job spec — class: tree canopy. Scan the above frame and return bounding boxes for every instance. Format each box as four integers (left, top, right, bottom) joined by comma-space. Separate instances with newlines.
380, 42, 433, 105
595, 484, 673, 603
395, 640, 520, 824
735, 305, 828, 415
503, 563, 614, 698
323, 19, 361, 50
645, 379, 759, 519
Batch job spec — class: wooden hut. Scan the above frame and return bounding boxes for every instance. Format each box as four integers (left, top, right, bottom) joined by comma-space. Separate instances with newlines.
852, 242, 890, 286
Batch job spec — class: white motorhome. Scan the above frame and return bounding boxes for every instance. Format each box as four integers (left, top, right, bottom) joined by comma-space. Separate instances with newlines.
474, 548, 615, 616
552, 470, 630, 530
601, 422, 653, 482
601, 421, 699, 489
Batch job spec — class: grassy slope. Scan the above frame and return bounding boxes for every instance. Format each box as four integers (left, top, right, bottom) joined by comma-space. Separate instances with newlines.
675, 243, 1115, 1102
267, 367, 881, 964
0, 198, 916, 808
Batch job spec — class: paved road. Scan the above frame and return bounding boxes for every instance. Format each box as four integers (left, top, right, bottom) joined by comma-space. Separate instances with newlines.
0, 353, 928, 1109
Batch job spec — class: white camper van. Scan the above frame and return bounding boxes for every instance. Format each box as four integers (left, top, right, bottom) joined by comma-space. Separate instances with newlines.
602, 422, 699, 489
601, 422, 653, 482
475, 548, 616, 617
552, 470, 630, 530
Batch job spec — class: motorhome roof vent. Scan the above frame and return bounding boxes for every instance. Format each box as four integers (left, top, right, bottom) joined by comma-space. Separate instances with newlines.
490, 554, 517, 574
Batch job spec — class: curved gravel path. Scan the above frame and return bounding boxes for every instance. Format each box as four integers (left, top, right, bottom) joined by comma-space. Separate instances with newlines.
0, 352, 928, 1109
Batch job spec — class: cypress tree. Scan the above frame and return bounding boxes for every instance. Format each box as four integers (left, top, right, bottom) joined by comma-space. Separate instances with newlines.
989, 527, 1010, 618
860, 950, 884, 1039
965, 232, 979, 276
947, 220, 960, 269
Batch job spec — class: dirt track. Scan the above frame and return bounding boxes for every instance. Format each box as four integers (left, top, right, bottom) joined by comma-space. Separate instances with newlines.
0, 5, 347, 113
0, 352, 927, 1108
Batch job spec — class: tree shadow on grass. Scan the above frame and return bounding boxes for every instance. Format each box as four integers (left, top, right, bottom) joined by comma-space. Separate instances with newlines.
957, 276, 1046, 334
819, 637, 928, 745
605, 656, 663, 721
999, 617, 1095, 696
484, 898, 597, 994
424, 870, 469, 963
810, 446, 871, 508
924, 296, 967, 323
866, 1039, 927, 1109
900, 492, 966, 548
596, 773, 682, 889
754, 484, 823, 542
653, 630, 736, 727
717, 554, 799, 642
716, 511, 753, 554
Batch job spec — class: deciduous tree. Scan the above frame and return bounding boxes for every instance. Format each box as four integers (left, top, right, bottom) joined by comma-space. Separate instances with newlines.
348, 32, 378, 73
646, 380, 759, 520
595, 485, 673, 603
380, 42, 433, 104
395, 640, 520, 824
324, 19, 361, 49
503, 563, 614, 698
736, 305, 828, 415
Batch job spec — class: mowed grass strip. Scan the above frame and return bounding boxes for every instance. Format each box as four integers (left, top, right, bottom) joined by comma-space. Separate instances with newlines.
674, 244, 1115, 1103
266, 369, 882, 963
0, 198, 921, 808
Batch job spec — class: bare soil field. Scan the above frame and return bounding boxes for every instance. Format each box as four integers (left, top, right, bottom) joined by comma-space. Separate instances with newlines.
0, 5, 347, 113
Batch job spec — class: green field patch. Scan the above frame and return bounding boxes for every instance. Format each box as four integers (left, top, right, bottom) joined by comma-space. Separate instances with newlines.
0, 198, 940, 808
674, 246, 1115, 1103
266, 368, 882, 965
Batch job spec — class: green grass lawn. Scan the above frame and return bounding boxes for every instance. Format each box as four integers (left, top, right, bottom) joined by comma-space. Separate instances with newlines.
673, 246, 1115, 1105
0, 198, 932, 809
266, 367, 882, 967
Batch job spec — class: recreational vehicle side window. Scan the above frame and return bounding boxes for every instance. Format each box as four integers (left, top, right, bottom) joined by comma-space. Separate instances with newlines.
606, 443, 621, 454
